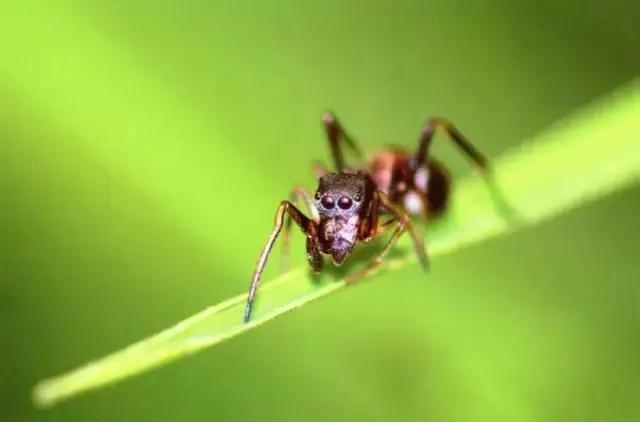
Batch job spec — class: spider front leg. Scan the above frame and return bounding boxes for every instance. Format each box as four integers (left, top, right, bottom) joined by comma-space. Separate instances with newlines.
244, 201, 317, 323
281, 186, 320, 272
322, 112, 362, 172
346, 191, 429, 284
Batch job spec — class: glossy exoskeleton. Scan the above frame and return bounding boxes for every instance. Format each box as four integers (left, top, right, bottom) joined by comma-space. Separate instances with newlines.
244, 113, 488, 322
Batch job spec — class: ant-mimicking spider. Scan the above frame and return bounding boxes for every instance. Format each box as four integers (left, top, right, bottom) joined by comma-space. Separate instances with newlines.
244, 112, 489, 322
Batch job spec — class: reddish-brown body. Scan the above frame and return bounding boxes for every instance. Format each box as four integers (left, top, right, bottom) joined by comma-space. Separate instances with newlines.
368, 149, 450, 218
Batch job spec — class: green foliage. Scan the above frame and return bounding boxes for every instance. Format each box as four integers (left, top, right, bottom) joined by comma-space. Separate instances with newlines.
32, 81, 640, 407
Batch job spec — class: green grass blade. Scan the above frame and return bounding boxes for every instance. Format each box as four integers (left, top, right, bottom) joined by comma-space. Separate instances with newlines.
33, 80, 640, 408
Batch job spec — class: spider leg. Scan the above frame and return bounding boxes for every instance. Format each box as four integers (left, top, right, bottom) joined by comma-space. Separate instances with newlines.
281, 186, 319, 272
322, 111, 363, 172
414, 117, 488, 171
378, 191, 429, 272
345, 217, 406, 284
312, 161, 329, 179
346, 192, 429, 284
380, 217, 397, 229
414, 118, 518, 222
244, 201, 315, 323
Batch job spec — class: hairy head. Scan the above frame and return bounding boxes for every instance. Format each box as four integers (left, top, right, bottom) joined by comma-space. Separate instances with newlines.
314, 172, 375, 265
314, 171, 374, 218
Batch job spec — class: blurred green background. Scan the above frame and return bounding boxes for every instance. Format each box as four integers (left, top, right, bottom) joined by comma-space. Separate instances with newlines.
2, 1, 640, 421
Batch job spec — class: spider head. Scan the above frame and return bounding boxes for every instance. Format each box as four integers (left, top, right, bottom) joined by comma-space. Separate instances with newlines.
314, 172, 375, 265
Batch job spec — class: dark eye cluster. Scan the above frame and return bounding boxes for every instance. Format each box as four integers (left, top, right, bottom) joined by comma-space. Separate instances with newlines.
320, 195, 334, 209
337, 196, 352, 209
320, 195, 355, 210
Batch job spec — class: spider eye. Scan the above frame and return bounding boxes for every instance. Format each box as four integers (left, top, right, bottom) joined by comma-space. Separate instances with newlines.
320, 195, 335, 209
337, 196, 353, 210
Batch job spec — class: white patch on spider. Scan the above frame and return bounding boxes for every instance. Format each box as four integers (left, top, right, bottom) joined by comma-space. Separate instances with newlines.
325, 215, 359, 244
414, 167, 430, 191
338, 215, 360, 244
404, 191, 423, 215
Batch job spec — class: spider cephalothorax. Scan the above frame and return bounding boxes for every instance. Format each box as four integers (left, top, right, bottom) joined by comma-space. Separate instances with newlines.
314, 172, 377, 265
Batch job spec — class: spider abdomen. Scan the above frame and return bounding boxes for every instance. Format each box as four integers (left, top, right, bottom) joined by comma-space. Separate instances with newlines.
367, 149, 449, 218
